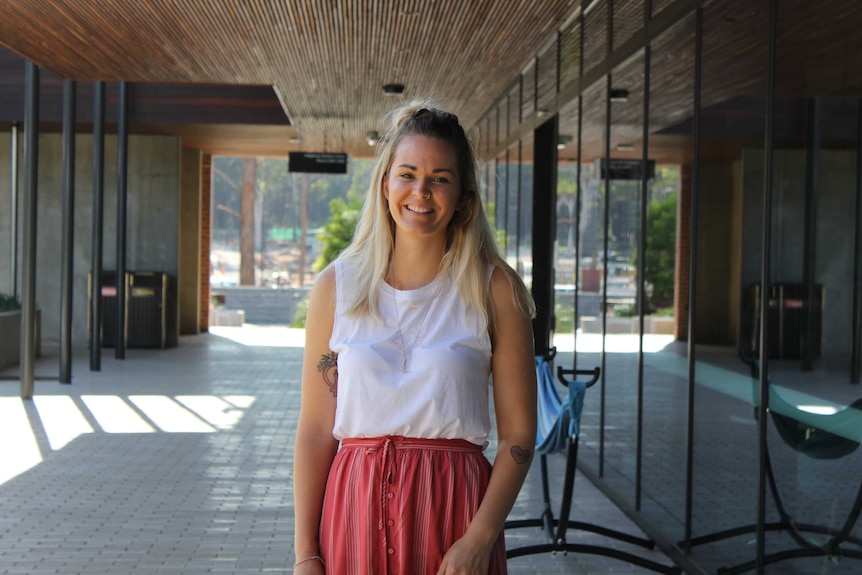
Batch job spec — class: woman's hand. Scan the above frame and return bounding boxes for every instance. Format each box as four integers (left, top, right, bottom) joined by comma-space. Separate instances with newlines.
435, 535, 493, 575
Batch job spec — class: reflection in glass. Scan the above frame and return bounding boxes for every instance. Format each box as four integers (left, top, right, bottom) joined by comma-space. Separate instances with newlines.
640, 12, 695, 545
507, 144, 520, 271
496, 152, 507, 255
519, 135, 534, 288
575, 79, 608, 473
687, 1, 768, 570
601, 52, 645, 501
556, 101, 580, 350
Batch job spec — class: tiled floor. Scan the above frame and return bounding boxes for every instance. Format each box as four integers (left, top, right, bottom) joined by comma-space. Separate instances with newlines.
0, 326, 678, 574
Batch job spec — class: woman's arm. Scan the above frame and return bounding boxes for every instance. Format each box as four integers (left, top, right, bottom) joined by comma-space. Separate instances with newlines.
437, 267, 537, 575
293, 265, 340, 571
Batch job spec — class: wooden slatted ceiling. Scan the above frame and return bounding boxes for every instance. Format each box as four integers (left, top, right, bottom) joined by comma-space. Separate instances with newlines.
0, 0, 580, 157
612, 0, 643, 51
553, 0, 862, 163
5, 0, 862, 161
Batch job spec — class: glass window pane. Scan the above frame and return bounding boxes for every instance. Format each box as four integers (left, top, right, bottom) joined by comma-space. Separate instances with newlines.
519, 136, 534, 287
507, 145, 520, 270
640, 11, 695, 545
574, 78, 607, 473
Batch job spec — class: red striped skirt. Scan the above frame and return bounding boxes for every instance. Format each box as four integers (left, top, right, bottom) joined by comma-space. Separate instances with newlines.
319, 436, 507, 575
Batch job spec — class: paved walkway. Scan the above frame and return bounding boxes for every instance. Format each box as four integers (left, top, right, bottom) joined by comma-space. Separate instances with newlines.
0, 326, 677, 574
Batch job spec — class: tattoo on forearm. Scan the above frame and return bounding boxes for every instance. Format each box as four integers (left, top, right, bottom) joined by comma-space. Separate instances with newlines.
510, 445, 531, 465
317, 352, 338, 397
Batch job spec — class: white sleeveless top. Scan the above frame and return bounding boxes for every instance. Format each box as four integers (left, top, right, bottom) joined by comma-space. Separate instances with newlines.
329, 258, 493, 446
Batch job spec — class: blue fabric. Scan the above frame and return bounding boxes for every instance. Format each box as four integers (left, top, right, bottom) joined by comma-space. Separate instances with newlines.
534, 356, 587, 456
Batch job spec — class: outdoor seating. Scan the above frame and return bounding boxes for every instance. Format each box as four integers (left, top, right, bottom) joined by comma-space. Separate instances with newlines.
504, 352, 680, 574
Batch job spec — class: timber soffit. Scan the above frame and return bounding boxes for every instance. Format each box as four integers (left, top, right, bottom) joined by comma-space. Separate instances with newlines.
0, 0, 580, 158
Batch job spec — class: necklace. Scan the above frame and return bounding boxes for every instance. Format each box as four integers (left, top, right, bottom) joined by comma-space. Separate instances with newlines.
391, 288, 432, 373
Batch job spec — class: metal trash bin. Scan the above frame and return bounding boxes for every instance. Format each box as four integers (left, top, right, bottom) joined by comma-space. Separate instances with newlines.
127, 272, 168, 349
88, 271, 123, 348
742, 283, 822, 360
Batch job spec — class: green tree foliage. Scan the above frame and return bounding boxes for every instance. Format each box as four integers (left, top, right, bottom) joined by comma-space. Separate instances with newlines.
644, 191, 677, 307
212, 157, 375, 248
314, 198, 361, 272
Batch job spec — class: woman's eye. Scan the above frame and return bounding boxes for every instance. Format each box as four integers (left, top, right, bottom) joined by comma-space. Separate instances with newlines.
434, 177, 450, 184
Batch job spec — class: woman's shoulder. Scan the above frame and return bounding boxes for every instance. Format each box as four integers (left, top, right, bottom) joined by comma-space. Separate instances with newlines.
310, 262, 337, 303
487, 263, 534, 319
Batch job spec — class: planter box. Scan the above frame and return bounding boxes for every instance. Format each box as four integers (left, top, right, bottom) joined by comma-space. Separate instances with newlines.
209, 308, 245, 327
579, 315, 676, 335
0, 310, 41, 371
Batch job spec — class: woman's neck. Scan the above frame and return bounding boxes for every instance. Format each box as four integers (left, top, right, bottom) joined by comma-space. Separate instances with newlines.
387, 236, 446, 290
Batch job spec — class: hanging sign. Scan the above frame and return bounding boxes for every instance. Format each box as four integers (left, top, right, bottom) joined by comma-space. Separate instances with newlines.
289, 152, 348, 174
599, 159, 656, 181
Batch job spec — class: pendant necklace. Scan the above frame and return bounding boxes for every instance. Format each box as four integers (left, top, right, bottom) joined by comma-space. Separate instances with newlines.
391, 288, 432, 373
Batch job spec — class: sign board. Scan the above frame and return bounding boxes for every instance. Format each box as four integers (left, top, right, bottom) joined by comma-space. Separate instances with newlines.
599, 159, 656, 181
289, 152, 348, 174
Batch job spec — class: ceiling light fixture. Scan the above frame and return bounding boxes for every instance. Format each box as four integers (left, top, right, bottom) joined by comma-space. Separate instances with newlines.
383, 83, 405, 96
610, 89, 629, 102
557, 134, 574, 149
366, 130, 379, 146
616, 143, 635, 152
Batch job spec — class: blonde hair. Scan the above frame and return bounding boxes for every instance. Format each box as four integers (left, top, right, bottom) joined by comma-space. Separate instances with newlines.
338, 99, 535, 328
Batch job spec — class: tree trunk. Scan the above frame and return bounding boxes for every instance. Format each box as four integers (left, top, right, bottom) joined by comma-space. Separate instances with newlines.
240, 158, 256, 286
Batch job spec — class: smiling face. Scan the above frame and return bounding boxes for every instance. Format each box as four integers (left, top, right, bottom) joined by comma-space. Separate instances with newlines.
383, 134, 464, 244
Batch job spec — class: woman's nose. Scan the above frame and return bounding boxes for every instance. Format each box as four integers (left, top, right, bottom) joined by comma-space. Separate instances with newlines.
413, 179, 431, 198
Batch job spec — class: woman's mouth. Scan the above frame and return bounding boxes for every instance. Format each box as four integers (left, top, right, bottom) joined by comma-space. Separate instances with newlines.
406, 205, 433, 214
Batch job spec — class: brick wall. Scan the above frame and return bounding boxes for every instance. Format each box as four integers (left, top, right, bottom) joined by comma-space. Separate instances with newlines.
674, 163, 692, 341
199, 153, 212, 332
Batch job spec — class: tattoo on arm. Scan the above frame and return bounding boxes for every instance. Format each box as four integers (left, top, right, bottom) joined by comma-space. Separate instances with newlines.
510, 445, 532, 465
317, 352, 338, 397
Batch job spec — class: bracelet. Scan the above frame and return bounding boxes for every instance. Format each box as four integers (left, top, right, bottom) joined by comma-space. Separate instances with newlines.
293, 555, 325, 568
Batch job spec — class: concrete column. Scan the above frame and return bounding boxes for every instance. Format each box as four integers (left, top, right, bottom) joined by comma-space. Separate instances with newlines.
199, 153, 212, 332
179, 149, 202, 335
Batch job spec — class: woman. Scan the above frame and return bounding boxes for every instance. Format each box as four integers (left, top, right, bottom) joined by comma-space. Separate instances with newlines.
293, 101, 537, 575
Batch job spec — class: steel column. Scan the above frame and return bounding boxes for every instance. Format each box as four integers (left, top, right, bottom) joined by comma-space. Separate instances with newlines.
802, 98, 820, 372
515, 142, 523, 268
853, 100, 862, 384
572, 94, 583, 372
756, 2, 780, 573
115, 82, 128, 359
600, 72, 612, 478
636, 44, 651, 512
571, 6, 585, 374
683, 5, 703, 554
9, 123, 19, 297
90, 82, 105, 371
60, 80, 76, 384
531, 115, 559, 357
20, 62, 39, 400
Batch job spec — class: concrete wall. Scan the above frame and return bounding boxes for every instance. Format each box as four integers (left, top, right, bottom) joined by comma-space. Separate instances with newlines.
742, 148, 857, 357
0, 131, 181, 347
